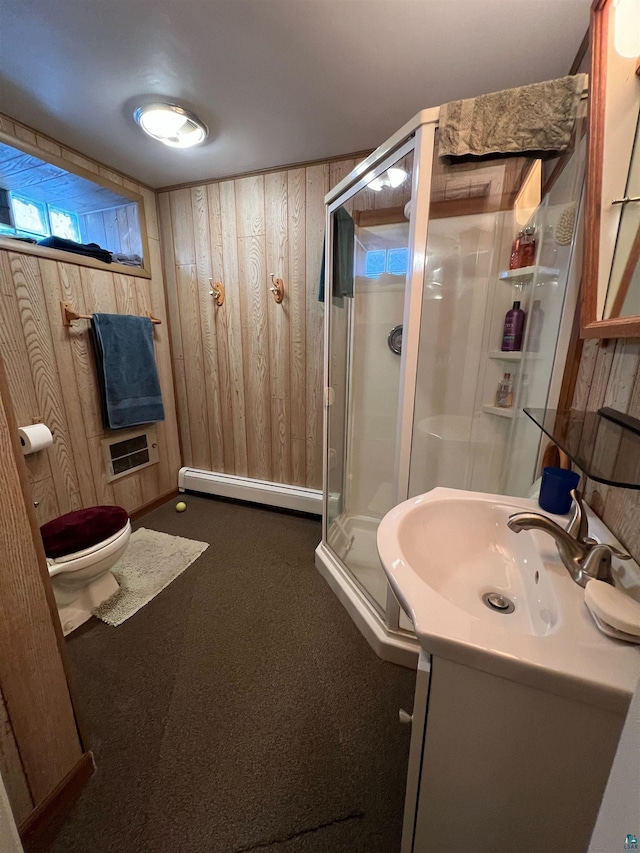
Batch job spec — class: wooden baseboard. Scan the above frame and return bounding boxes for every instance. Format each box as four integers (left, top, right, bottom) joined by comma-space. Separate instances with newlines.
19, 751, 95, 850
129, 488, 179, 521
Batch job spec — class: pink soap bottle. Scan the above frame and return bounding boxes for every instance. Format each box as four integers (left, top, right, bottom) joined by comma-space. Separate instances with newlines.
501, 300, 526, 352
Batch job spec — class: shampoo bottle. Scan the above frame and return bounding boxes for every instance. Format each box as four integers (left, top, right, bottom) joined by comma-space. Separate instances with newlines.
501, 300, 526, 352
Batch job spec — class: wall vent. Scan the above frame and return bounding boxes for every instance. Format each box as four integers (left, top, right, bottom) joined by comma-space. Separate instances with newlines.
101, 425, 158, 483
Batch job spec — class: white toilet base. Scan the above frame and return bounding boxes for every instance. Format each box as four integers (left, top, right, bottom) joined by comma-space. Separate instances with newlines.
56, 570, 120, 636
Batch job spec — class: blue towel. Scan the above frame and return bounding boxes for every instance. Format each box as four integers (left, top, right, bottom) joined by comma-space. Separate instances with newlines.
91, 313, 165, 429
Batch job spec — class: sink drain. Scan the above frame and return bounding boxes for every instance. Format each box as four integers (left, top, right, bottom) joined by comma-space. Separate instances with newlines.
482, 592, 515, 614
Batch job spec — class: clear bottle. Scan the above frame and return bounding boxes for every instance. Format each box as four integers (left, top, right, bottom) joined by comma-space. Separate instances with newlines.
496, 373, 513, 408
539, 225, 557, 268
527, 300, 545, 353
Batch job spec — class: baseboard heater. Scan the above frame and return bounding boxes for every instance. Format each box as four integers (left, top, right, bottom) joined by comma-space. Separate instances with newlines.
178, 467, 322, 515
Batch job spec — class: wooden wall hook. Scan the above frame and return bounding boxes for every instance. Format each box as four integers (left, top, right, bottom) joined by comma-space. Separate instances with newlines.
209, 280, 225, 306
269, 274, 284, 304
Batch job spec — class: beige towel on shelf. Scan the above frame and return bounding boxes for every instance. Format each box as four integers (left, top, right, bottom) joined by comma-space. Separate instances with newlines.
438, 74, 587, 162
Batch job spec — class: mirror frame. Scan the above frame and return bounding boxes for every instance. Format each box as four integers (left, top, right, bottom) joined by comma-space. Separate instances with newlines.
582, 0, 640, 338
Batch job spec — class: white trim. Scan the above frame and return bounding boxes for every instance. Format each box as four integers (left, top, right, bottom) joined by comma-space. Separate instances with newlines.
315, 541, 419, 669
402, 650, 431, 853
178, 468, 322, 515
394, 121, 437, 507
321, 200, 332, 542
327, 137, 417, 215
325, 107, 440, 205
385, 122, 437, 632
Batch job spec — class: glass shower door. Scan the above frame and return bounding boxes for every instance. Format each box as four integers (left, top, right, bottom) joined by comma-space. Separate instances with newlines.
326, 147, 414, 619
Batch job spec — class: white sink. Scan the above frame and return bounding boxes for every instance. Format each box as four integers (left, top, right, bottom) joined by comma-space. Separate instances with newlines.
395, 496, 560, 637
377, 487, 640, 710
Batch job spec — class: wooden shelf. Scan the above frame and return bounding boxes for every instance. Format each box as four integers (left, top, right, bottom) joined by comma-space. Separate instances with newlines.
0, 235, 151, 279
488, 350, 522, 361
498, 266, 559, 282
482, 404, 515, 419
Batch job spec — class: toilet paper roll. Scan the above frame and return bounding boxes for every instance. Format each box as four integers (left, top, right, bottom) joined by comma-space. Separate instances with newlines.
18, 423, 53, 455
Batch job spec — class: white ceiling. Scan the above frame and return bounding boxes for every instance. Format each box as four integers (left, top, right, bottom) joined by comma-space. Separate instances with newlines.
0, 0, 591, 189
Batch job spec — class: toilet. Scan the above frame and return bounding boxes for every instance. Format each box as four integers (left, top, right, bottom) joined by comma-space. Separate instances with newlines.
41, 505, 131, 636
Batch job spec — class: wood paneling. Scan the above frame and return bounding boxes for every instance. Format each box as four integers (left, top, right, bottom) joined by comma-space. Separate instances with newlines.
0, 112, 181, 522
79, 203, 143, 258
571, 337, 640, 561
159, 157, 356, 488
287, 167, 307, 485
0, 684, 32, 823
0, 355, 82, 808
305, 164, 330, 489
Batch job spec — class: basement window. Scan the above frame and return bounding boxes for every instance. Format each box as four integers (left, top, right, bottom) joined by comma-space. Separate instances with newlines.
0, 138, 148, 275
364, 247, 409, 279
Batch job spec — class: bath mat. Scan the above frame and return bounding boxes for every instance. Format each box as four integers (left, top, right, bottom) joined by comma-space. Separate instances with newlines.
93, 527, 208, 626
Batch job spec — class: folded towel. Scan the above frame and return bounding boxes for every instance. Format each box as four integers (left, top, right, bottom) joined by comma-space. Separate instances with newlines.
111, 252, 143, 267
37, 235, 112, 263
91, 313, 164, 429
438, 74, 587, 163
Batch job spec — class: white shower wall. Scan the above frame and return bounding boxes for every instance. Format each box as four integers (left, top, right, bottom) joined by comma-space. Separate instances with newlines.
410, 210, 513, 497
347, 273, 406, 520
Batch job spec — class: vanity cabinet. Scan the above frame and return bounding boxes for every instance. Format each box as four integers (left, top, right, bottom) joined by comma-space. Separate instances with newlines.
402, 650, 626, 853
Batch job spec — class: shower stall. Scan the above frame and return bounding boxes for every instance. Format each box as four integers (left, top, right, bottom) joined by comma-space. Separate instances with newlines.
315, 107, 586, 666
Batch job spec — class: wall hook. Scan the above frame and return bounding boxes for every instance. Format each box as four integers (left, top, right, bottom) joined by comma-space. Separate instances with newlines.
209, 278, 225, 306
269, 273, 284, 304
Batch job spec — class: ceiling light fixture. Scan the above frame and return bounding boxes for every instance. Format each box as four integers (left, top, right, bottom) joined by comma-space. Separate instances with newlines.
368, 168, 408, 192
387, 167, 408, 188
133, 103, 208, 148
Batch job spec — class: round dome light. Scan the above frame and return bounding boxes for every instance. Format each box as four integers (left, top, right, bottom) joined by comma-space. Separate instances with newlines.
133, 104, 208, 148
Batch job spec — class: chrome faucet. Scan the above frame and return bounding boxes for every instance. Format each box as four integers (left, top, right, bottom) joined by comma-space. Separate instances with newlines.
507, 489, 630, 587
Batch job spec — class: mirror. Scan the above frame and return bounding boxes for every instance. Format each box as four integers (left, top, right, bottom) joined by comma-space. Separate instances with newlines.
582, 0, 640, 337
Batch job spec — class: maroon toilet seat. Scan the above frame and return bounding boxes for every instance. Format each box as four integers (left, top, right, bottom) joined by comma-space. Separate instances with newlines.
41, 505, 130, 559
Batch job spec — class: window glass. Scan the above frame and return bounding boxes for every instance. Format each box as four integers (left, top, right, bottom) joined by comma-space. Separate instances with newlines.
49, 206, 80, 241
10, 194, 48, 236
387, 247, 409, 276
365, 249, 386, 279
0, 139, 145, 268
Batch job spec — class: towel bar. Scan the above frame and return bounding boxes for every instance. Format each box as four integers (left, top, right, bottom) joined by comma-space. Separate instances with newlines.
60, 301, 162, 327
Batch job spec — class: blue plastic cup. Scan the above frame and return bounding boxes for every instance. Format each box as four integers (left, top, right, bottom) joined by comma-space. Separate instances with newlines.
538, 466, 580, 515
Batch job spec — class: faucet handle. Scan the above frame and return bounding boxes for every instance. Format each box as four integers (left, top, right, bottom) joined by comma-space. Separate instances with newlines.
582, 542, 632, 585
566, 488, 589, 542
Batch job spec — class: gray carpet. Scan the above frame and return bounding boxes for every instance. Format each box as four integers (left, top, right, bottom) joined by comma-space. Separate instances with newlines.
47, 494, 415, 852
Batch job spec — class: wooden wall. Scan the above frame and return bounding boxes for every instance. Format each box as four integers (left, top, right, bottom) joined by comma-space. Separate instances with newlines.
571, 337, 640, 561
79, 203, 143, 258
0, 360, 84, 824
0, 112, 181, 523
158, 157, 360, 490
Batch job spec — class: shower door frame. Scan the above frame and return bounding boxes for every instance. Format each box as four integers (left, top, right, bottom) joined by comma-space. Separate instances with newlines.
321, 109, 440, 647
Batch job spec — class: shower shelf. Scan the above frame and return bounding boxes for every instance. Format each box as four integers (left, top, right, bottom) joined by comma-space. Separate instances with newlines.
482, 405, 515, 419
488, 350, 522, 361
499, 266, 559, 283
